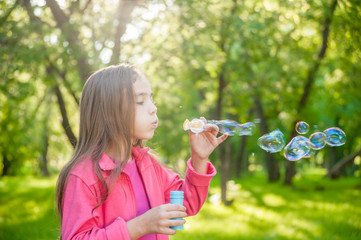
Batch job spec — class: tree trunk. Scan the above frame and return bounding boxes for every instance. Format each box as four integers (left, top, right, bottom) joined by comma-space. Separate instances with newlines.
40, 120, 50, 176
25, 1, 78, 148
54, 84, 77, 147
254, 96, 280, 182
235, 108, 254, 178
1, 153, 10, 176
327, 147, 361, 179
220, 143, 233, 205
284, 0, 338, 185
39, 96, 51, 176
216, 65, 230, 205
235, 135, 247, 178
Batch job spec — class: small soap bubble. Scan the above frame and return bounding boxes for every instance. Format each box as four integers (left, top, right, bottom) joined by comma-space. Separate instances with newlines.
323, 127, 346, 146
257, 129, 286, 153
296, 121, 309, 134
284, 136, 313, 161
309, 132, 327, 150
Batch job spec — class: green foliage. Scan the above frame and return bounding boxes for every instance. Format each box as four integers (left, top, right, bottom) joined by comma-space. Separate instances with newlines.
0, 0, 360, 176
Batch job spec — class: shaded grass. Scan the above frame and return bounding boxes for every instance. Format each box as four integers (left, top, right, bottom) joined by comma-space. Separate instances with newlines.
0, 171, 360, 239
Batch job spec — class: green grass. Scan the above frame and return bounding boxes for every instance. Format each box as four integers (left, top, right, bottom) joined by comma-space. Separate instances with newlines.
0, 171, 360, 239
0, 176, 59, 240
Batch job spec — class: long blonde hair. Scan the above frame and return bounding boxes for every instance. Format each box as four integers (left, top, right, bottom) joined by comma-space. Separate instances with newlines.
55, 64, 143, 225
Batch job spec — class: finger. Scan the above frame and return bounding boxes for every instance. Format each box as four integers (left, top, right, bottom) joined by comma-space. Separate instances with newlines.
164, 204, 187, 212
199, 116, 207, 124
159, 227, 177, 236
217, 133, 229, 145
166, 211, 188, 219
167, 219, 186, 227
204, 124, 219, 135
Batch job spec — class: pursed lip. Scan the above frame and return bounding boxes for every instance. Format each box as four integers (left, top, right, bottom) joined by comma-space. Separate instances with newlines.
152, 120, 158, 128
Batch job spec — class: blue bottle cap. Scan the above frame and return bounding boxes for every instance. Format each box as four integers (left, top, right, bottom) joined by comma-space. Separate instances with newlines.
170, 191, 184, 198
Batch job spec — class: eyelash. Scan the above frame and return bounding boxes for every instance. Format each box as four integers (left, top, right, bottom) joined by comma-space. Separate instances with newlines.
136, 97, 155, 105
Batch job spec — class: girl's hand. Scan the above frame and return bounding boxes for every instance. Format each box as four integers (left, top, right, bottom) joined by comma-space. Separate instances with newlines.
189, 117, 228, 174
126, 204, 187, 239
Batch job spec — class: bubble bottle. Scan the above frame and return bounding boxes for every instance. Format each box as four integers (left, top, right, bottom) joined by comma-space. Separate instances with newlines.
169, 191, 184, 230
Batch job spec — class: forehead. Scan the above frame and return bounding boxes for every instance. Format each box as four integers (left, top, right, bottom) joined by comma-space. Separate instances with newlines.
133, 76, 152, 94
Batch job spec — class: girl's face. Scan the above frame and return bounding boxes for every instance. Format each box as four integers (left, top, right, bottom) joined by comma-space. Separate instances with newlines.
133, 76, 158, 141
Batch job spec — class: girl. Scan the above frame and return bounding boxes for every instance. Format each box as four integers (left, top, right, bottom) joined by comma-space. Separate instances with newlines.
56, 64, 228, 240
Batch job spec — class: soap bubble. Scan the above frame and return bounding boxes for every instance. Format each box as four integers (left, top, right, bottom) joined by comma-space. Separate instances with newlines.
184, 119, 256, 136
257, 129, 286, 153
208, 120, 256, 136
309, 132, 327, 150
237, 122, 256, 136
324, 127, 346, 146
284, 136, 313, 161
295, 121, 309, 134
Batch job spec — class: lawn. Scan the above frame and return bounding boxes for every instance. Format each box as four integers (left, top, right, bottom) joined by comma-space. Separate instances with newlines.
0, 171, 360, 240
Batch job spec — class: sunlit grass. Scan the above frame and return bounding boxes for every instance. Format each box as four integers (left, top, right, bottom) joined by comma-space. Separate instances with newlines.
0, 171, 360, 240
0, 176, 59, 240
172, 171, 361, 240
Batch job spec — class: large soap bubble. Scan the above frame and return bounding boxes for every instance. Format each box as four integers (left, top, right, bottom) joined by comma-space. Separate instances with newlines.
324, 127, 346, 146
284, 136, 313, 161
257, 129, 286, 153
309, 132, 327, 150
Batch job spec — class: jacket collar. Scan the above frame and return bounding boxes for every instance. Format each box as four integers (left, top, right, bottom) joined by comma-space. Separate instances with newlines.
99, 146, 150, 171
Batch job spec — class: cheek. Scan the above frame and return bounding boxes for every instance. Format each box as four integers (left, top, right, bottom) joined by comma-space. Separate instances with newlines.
134, 109, 146, 129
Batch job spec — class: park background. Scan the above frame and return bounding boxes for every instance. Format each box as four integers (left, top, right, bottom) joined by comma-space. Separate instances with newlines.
0, 0, 361, 239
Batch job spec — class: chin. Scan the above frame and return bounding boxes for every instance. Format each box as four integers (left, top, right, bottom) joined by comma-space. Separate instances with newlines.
136, 133, 155, 141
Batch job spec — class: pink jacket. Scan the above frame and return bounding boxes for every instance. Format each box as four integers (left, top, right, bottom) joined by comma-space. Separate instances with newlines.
62, 147, 217, 240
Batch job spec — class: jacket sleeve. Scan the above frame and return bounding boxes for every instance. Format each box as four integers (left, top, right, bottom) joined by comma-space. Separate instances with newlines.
158, 158, 216, 216
61, 175, 131, 240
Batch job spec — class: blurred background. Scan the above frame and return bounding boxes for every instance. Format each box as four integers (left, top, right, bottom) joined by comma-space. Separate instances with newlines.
0, 0, 360, 239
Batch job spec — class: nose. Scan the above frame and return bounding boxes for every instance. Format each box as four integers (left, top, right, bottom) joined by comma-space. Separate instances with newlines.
150, 101, 157, 114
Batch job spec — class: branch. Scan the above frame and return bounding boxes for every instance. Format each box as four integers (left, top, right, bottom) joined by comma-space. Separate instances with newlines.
45, 0, 92, 81
47, 59, 80, 105
23, 0, 53, 27
327, 147, 361, 179
80, 0, 92, 14
110, 0, 140, 65
0, 0, 20, 27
